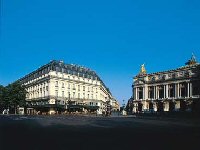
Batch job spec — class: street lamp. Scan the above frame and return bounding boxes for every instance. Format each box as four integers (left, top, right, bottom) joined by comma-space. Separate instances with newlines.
122, 100, 125, 110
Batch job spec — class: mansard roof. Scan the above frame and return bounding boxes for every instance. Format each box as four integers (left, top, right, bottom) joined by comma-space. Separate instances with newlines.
18, 60, 112, 95
49, 60, 100, 79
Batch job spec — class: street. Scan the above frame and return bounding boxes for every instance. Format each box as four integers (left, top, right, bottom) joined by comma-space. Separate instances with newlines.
0, 115, 200, 150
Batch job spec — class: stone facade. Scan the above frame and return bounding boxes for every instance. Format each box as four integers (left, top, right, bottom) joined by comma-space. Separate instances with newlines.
19, 60, 119, 115
130, 55, 200, 113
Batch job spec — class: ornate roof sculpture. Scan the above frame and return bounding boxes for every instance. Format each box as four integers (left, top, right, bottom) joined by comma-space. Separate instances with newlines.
139, 64, 147, 75
185, 53, 197, 66
134, 54, 199, 82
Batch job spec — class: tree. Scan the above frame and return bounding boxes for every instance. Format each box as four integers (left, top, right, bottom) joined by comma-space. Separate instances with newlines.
3, 82, 27, 114
0, 85, 5, 112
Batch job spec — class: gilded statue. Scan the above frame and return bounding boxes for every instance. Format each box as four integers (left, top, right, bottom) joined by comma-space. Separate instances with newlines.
140, 64, 146, 74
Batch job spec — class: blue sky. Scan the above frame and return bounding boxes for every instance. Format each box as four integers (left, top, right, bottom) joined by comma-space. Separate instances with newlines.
0, 0, 200, 105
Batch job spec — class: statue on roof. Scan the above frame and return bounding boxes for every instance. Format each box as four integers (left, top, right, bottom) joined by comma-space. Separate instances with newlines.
139, 64, 147, 75
185, 53, 197, 66
191, 53, 196, 61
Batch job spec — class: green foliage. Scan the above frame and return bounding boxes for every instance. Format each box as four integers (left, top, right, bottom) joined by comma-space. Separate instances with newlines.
0, 85, 5, 110
0, 82, 27, 113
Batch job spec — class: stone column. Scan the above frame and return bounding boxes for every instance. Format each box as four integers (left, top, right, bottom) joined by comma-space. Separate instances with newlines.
177, 83, 180, 98
143, 87, 145, 100
154, 86, 156, 99
155, 86, 158, 99
135, 88, 137, 100
166, 84, 169, 98
157, 86, 159, 99
174, 83, 177, 98
164, 85, 166, 98
187, 83, 190, 98
135, 87, 138, 100
190, 83, 192, 97
144, 85, 148, 100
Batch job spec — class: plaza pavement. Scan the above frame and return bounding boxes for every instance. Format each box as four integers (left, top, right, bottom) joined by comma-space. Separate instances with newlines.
0, 115, 200, 150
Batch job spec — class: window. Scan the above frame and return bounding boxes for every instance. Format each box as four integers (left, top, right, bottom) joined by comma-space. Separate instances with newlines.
62, 68, 65, 73
46, 86, 48, 91
138, 87, 143, 99
83, 86, 85, 91
178, 83, 187, 97
55, 90, 58, 97
62, 91, 64, 97
148, 86, 154, 99
168, 73, 172, 78
88, 94, 89, 99
56, 67, 59, 72
62, 82, 65, 88
68, 83, 70, 89
172, 73, 176, 78
158, 85, 164, 99
78, 93, 80, 99
55, 81, 58, 87
73, 92, 75, 98
158, 75, 163, 80
78, 85, 80, 91
169, 84, 175, 98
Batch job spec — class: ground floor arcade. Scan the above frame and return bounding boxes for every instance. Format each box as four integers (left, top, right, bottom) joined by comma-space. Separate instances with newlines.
132, 98, 200, 113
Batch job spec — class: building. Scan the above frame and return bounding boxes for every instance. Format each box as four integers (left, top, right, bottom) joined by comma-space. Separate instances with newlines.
19, 60, 118, 115
131, 55, 200, 113
110, 98, 120, 112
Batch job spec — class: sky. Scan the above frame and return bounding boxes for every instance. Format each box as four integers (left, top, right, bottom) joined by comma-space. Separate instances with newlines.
0, 0, 200, 105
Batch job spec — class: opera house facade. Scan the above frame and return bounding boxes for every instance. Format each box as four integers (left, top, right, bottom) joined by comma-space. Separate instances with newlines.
19, 60, 119, 115
130, 55, 200, 113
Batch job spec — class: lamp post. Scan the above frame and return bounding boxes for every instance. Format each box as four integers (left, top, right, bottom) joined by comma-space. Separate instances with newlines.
122, 100, 125, 110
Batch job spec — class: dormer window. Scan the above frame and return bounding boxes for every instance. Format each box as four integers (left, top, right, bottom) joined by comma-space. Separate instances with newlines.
172, 73, 176, 78
168, 73, 172, 78
162, 75, 166, 80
